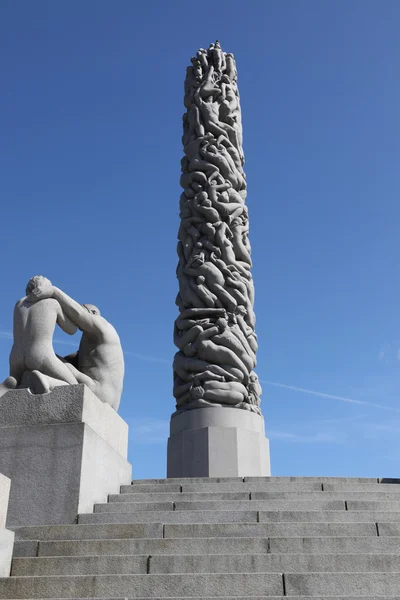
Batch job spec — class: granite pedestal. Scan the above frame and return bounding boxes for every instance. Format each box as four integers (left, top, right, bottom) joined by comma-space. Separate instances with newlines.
167, 407, 271, 478
0, 385, 132, 527
0, 474, 14, 576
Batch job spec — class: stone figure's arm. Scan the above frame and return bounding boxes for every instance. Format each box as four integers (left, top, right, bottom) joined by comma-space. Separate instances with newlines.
52, 288, 98, 334
56, 305, 78, 336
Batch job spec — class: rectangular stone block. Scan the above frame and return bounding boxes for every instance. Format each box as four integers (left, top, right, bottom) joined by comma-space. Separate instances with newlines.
12, 541, 38, 558
147, 552, 400, 574
163, 522, 377, 538
78, 509, 259, 525
0, 385, 128, 457
323, 482, 400, 491
167, 500, 346, 512
121, 484, 182, 493
12, 555, 148, 576
0, 476, 11, 530
251, 490, 400, 500
131, 477, 245, 484
347, 500, 400, 511
0, 573, 284, 598
181, 482, 323, 492
0, 387, 132, 526
377, 522, 400, 536
94, 502, 174, 513
244, 476, 378, 483
110, 492, 251, 502
258, 509, 400, 522
284, 572, 400, 596
269, 535, 400, 554
37, 536, 271, 557
0, 530, 14, 577
13, 523, 163, 541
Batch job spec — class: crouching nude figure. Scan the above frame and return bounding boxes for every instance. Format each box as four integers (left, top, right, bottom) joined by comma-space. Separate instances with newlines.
0, 275, 124, 412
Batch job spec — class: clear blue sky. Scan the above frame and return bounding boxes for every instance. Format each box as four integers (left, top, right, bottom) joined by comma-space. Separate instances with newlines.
1, 0, 400, 479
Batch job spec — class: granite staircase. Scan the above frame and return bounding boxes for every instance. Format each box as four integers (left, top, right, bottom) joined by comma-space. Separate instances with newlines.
2, 477, 400, 598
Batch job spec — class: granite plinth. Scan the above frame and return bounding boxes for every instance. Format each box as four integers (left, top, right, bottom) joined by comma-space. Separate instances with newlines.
0, 385, 131, 527
167, 407, 271, 478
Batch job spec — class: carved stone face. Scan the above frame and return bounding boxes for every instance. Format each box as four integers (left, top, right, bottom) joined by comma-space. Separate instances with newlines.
83, 304, 101, 316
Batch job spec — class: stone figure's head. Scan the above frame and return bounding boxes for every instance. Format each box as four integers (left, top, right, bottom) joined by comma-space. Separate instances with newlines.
190, 254, 205, 269
82, 304, 101, 317
26, 275, 52, 296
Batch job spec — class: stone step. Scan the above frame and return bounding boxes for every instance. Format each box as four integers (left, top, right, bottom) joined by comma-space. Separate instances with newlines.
0, 597, 397, 600
122, 483, 324, 493
20, 535, 400, 557
163, 522, 378, 538
12, 552, 400, 576
122, 482, 400, 494
80, 510, 259, 525
348, 499, 400, 510
12, 524, 163, 542
79, 509, 400, 525
0, 597, 396, 600
252, 490, 400, 501
285, 572, 400, 596
112, 489, 400, 502
109, 492, 252, 503
0, 573, 284, 598
131, 476, 381, 484
96, 500, 347, 513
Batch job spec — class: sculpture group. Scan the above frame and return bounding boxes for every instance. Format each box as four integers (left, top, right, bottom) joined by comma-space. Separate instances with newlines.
0, 276, 124, 411
0, 42, 262, 418
173, 42, 262, 414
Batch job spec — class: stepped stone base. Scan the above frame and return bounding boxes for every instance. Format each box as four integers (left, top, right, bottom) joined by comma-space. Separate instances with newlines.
0, 385, 132, 527
2, 476, 400, 598
167, 407, 270, 477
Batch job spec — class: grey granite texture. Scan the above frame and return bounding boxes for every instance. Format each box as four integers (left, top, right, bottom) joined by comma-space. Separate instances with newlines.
163, 521, 377, 538
12, 552, 400, 576
0, 475, 13, 577
0, 477, 10, 530
0, 572, 284, 598
78, 509, 259, 524
284, 572, 400, 596
95, 498, 346, 512
0, 385, 128, 457
0, 388, 131, 527
173, 43, 262, 415
12, 523, 163, 541
1, 276, 124, 412
4, 476, 400, 599
167, 407, 270, 477
36, 537, 271, 557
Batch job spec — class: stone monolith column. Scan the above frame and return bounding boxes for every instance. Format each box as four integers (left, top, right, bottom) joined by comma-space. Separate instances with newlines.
167, 42, 270, 477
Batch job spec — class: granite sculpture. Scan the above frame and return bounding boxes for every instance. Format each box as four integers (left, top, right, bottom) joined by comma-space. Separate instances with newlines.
173, 42, 262, 415
0, 276, 124, 411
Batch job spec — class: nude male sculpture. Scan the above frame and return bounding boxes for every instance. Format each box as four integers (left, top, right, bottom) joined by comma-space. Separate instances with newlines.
28, 284, 124, 411
9, 276, 79, 387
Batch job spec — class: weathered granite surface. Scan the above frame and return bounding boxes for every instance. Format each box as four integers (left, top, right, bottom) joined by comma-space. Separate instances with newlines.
0, 386, 131, 527
173, 42, 262, 415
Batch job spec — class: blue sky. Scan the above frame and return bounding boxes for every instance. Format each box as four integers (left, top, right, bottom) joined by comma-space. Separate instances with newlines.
1, 0, 400, 478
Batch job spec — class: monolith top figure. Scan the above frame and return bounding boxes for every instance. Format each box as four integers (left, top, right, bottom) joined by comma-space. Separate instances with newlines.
173, 41, 262, 415
0, 275, 124, 411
